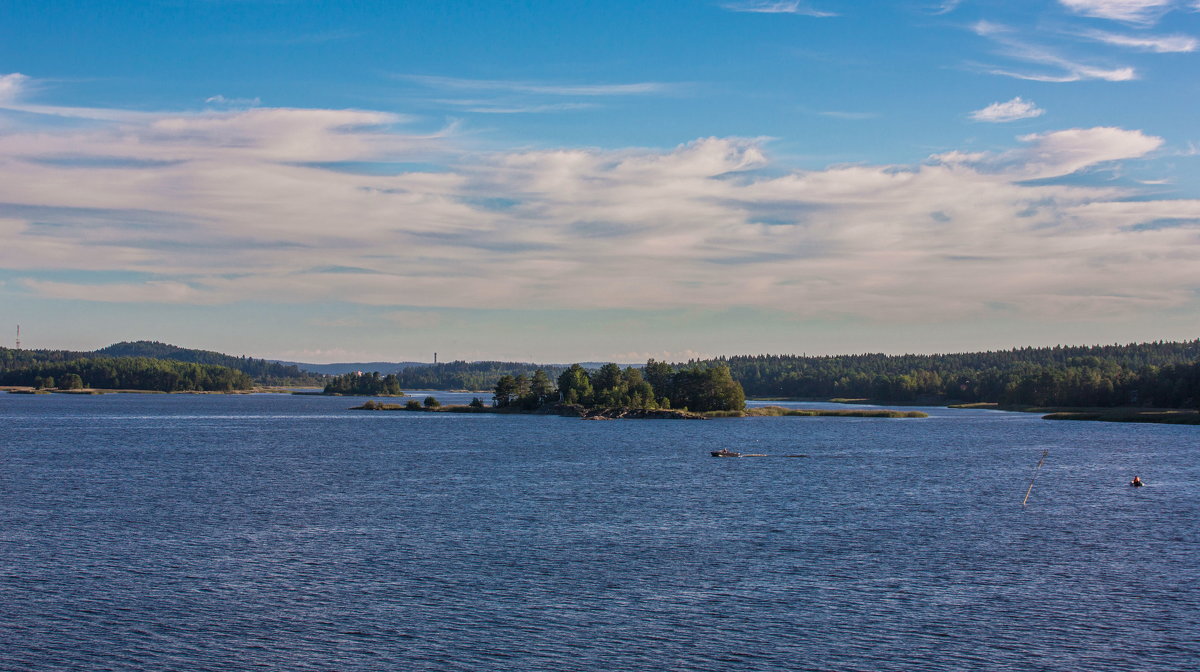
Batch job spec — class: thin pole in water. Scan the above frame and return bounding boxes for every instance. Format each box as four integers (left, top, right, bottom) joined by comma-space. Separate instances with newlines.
1022, 449, 1049, 507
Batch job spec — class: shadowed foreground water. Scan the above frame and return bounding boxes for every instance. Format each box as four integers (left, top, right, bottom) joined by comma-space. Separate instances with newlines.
2, 393, 1197, 671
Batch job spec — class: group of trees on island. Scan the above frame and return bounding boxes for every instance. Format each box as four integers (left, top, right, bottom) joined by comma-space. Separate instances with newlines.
491, 361, 746, 413
323, 371, 404, 395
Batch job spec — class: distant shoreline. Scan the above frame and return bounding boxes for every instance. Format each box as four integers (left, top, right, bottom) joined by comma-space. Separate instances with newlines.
2, 386, 306, 395
5, 387, 1194, 425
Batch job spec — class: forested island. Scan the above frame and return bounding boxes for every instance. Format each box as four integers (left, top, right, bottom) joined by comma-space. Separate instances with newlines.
501, 362, 746, 412
355, 362, 932, 419
323, 371, 404, 396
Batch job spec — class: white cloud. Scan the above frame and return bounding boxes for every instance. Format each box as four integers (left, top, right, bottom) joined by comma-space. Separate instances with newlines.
971, 97, 1046, 122
1080, 29, 1198, 52
1059, 0, 1176, 23
0, 73, 29, 103
1010, 126, 1163, 178
721, 1, 836, 16
1, 96, 1197, 327
972, 20, 1009, 37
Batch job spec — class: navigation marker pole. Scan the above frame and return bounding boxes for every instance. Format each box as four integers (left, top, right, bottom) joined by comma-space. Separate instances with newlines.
1022, 449, 1049, 507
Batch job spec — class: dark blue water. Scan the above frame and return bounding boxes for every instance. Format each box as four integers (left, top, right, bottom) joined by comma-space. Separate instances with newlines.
2, 392, 1197, 671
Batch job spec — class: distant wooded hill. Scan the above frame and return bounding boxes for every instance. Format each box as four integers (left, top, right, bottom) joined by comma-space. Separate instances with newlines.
94, 341, 322, 385
273, 360, 426, 376
0, 340, 320, 388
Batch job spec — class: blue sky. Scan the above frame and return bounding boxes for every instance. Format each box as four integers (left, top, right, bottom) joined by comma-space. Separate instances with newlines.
2, 0, 1199, 363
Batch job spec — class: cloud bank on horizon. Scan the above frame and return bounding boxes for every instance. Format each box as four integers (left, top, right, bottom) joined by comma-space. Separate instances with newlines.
1, 0, 1198, 361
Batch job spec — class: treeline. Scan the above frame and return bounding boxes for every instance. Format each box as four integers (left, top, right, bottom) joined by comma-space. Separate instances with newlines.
0, 346, 92, 370
395, 360, 568, 391
323, 372, 403, 396
492, 361, 745, 413
0, 341, 320, 386
96, 341, 321, 385
713, 341, 1200, 408
0, 356, 253, 392
394, 340, 1200, 409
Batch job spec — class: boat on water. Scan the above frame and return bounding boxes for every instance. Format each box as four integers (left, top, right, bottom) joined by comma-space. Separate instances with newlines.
1131, 476, 1144, 487
711, 448, 742, 458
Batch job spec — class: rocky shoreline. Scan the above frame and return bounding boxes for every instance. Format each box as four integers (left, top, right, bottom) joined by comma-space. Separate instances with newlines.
351, 401, 707, 420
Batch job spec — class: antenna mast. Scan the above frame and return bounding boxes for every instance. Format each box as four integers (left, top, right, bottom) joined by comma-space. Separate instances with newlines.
15, 324, 20, 350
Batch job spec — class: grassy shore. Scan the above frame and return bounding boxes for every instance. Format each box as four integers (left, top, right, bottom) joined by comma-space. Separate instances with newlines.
948, 401, 1200, 425
1042, 409, 1200, 425
722, 406, 927, 418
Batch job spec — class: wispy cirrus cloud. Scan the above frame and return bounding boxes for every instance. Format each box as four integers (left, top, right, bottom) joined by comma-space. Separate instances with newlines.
1079, 29, 1198, 52
972, 21, 1138, 82
817, 109, 879, 120
1059, 0, 1176, 24
455, 102, 598, 115
929, 0, 963, 14
400, 74, 675, 97
720, 1, 836, 17
970, 97, 1045, 122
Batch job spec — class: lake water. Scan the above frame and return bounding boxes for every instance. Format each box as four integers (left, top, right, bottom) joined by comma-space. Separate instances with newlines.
2, 392, 1197, 671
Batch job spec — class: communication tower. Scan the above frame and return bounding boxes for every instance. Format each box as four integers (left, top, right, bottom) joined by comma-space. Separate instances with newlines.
15, 324, 20, 350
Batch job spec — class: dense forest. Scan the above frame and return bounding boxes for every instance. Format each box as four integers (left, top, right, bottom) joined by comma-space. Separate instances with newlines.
492, 362, 745, 413
0, 356, 253, 392
716, 341, 1200, 408
0, 341, 319, 386
323, 371, 403, 396
0, 345, 92, 369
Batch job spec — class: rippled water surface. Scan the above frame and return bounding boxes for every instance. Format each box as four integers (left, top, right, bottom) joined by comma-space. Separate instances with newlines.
2, 392, 1197, 671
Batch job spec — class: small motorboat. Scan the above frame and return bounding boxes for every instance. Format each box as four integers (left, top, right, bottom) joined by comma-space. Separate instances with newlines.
711, 448, 742, 458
